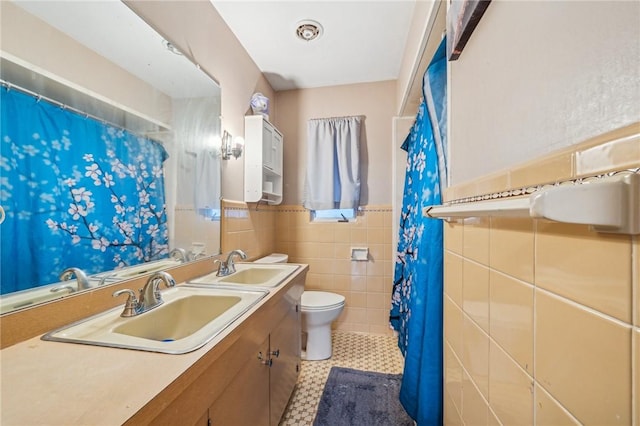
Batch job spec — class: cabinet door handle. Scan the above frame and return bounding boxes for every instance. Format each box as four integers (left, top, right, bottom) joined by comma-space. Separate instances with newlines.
270, 349, 280, 358
257, 351, 272, 367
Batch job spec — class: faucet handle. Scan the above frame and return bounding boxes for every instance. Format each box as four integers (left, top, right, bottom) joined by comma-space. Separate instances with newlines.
214, 259, 228, 277
113, 289, 140, 317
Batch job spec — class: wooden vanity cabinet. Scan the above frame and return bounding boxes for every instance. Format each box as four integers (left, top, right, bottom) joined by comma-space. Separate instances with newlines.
208, 290, 301, 426
124, 271, 305, 426
268, 300, 301, 426
208, 334, 271, 426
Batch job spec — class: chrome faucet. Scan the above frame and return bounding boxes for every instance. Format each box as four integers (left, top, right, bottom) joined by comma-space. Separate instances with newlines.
169, 248, 188, 262
112, 271, 176, 317
51, 267, 90, 293
215, 249, 247, 277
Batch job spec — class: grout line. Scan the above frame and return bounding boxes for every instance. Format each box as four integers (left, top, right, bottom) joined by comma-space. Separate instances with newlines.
632, 235, 637, 426
532, 218, 538, 426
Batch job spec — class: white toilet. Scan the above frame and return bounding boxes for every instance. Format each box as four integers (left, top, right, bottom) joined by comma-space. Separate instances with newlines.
253, 253, 289, 264
300, 291, 345, 360
253, 253, 346, 361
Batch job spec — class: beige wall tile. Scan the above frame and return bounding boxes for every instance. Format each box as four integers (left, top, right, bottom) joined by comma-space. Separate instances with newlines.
366, 259, 386, 277
368, 244, 385, 261
463, 313, 489, 398
487, 409, 501, 426
635, 236, 639, 326
462, 371, 489, 426
333, 227, 351, 243
367, 228, 386, 244
295, 242, 333, 259
509, 151, 574, 189
445, 342, 463, 414
366, 293, 386, 309
445, 295, 464, 359
489, 341, 533, 425
635, 329, 640, 426
463, 218, 490, 265
350, 228, 367, 244
535, 384, 581, 426
333, 275, 350, 292
349, 291, 367, 308
444, 392, 463, 426
350, 275, 367, 292
445, 252, 463, 306
463, 260, 490, 332
535, 290, 632, 425
366, 210, 385, 228
444, 221, 464, 255
366, 276, 385, 293
489, 217, 534, 283
365, 308, 388, 326
575, 133, 640, 176
536, 222, 632, 322
489, 271, 534, 375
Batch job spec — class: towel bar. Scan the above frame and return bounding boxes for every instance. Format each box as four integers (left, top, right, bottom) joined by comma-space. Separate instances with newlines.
424, 173, 639, 235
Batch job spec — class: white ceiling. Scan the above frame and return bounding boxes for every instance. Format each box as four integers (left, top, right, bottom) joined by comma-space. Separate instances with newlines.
10, 0, 220, 99
211, 0, 417, 91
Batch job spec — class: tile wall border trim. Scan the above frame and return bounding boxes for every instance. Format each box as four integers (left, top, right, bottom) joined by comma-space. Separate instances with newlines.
447, 168, 639, 206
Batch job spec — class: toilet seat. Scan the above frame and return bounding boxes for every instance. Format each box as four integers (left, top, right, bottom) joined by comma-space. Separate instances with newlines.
301, 291, 345, 311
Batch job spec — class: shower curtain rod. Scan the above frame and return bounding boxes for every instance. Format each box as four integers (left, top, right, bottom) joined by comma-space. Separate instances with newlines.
0, 78, 162, 140
424, 172, 640, 235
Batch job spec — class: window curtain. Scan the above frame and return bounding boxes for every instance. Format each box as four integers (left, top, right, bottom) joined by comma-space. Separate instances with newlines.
0, 87, 169, 294
390, 38, 447, 425
303, 116, 361, 210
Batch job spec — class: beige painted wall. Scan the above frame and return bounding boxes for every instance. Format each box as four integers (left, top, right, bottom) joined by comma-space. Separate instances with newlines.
448, 0, 640, 186
0, 1, 171, 126
396, 0, 445, 116
274, 80, 397, 205
125, 0, 275, 202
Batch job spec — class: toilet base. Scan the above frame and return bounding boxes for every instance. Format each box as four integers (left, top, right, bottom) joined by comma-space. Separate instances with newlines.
302, 324, 333, 361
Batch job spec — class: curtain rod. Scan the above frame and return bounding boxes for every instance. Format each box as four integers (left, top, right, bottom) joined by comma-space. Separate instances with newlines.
309, 115, 364, 121
0, 78, 158, 140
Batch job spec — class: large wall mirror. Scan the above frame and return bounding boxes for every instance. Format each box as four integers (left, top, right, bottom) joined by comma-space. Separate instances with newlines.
0, 1, 222, 314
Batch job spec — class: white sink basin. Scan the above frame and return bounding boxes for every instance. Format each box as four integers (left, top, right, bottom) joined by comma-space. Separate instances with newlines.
189, 263, 299, 288
42, 286, 268, 354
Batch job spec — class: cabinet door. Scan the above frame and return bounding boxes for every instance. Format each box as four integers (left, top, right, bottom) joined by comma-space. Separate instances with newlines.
269, 302, 301, 426
209, 335, 270, 426
262, 122, 274, 171
271, 131, 283, 175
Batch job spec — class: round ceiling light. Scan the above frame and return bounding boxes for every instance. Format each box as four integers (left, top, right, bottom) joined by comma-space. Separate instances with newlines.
295, 20, 323, 42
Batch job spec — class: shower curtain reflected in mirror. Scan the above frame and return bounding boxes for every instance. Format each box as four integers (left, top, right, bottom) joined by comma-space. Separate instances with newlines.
390, 38, 447, 425
0, 87, 169, 294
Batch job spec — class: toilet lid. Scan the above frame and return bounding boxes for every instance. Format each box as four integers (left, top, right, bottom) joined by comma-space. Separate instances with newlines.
301, 291, 345, 311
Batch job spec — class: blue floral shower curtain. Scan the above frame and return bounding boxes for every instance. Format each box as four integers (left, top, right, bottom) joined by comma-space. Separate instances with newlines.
0, 88, 169, 294
390, 38, 447, 425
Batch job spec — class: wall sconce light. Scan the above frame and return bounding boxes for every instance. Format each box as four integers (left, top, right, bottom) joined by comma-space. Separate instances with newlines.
221, 131, 244, 160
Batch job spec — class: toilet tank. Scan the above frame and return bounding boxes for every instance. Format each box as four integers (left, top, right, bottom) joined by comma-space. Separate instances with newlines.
253, 253, 288, 263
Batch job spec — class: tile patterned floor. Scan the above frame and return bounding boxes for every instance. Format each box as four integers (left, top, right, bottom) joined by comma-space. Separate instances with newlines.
279, 331, 405, 426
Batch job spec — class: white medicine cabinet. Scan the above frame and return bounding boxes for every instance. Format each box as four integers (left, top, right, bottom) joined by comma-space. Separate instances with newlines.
244, 115, 283, 205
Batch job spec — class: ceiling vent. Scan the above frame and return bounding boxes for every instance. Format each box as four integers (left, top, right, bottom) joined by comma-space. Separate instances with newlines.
295, 20, 323, 42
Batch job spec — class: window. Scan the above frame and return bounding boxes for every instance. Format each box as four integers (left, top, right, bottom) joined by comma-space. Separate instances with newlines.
311, 208, 356, 222
303, 116, 362, 211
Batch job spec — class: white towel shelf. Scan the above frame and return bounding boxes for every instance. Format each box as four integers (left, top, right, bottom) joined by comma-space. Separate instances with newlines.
424, 173, 640, 235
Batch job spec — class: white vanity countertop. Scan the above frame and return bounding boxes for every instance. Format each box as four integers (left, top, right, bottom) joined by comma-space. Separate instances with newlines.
0, 266, 306, 426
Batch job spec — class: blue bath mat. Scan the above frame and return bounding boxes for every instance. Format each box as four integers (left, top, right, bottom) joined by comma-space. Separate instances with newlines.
313, 367, 413, 426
